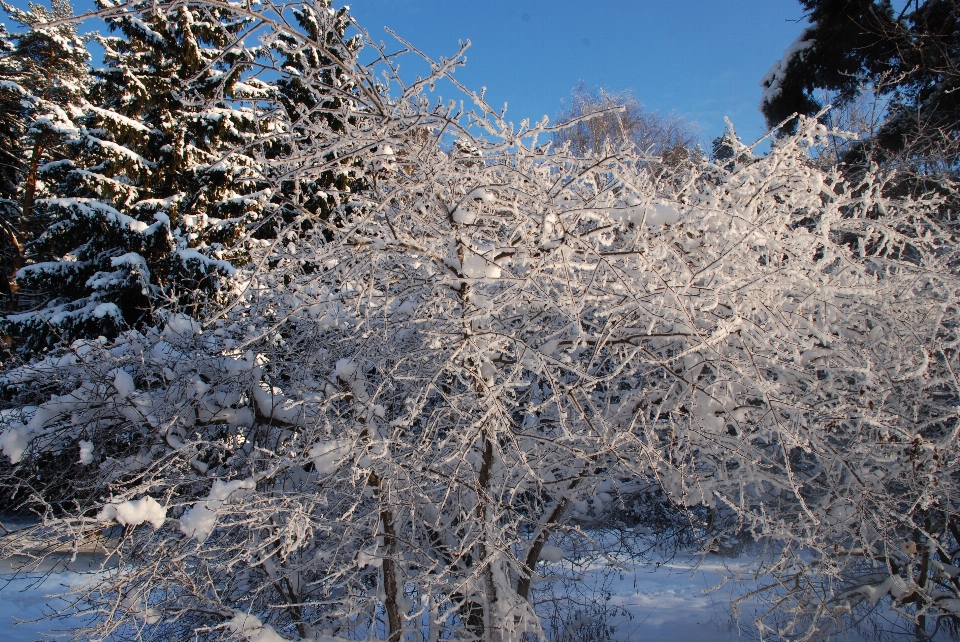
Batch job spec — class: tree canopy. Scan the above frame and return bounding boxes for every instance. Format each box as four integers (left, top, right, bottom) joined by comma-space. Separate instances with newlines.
760, 0, 960, 174
553, 83, 698, 160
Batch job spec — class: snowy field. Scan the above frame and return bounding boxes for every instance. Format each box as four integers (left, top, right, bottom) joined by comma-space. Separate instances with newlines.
0, 553, 896, 642
2, 571, 94, 641
607, 557, 761, 641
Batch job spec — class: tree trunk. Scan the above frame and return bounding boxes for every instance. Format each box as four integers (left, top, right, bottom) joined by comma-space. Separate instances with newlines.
370, 471, 403, 641
516, 489, 575, 601
476, 436, 501, 642
21, 140, 43, 236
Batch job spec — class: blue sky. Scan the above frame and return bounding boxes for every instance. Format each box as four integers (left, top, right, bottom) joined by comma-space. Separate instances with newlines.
346, 1, 809, 147
7, 0, 809, 148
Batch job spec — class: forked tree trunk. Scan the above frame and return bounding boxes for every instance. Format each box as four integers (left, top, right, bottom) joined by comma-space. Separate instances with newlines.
516, 477, 580, 601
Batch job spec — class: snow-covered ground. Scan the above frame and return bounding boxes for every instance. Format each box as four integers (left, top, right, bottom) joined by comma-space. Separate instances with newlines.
0, 555, 774, 641
0, 554, 915, 641
1, 558, 751, 641
2, 571, 94, 641
607, 557, 760, 641
603, 555, 940, 642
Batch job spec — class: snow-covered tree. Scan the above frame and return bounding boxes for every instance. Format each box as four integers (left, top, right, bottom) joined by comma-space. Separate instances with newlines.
553, 82, 698, 159
3, 2, 960, 641
0, 22, 21, 299
0, 0, 88, 300
1, 0, 271, 354
262, 0, 367, 240
760, 0, 960, 183
710, 117, 754, 171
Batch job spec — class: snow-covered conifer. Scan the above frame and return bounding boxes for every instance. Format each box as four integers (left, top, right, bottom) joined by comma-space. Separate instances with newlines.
0, 0, 88, 299
2, 0, 268, 353
0, 22, 20, 296
264, 0, 367, 241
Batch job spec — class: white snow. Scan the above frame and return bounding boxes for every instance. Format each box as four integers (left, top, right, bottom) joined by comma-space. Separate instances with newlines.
110, 252, 151, 282
38, 198, 160, 234
309, 439, 352, 474
0, 573, 95, 641
601, 554, 877, 641
225, 612, 290, 642
252, 385, 305, 425
0, 423, 29, 463
614, 199, 682, 226
163, 313, 202, 337
330, 360, 369, 402
179, 478, 255, 542
0, 553, 885, 641
854, 574, 909, 606
97, 496, 166, 529
86, 105, 152, 132
0, 79, 27, 96
760, 30, 814, 106
540, 545, 565, 562
479, 360, 496, 380
461, 254, 487, 278
92, 302, 121, 319
176, 249, 237, 276
645, 203, 681, 226
112, 369, 135, 398
452, 206, 477, 225
395, 299, 417, 316
78, 440, 94, 465
333, 359, 357, 379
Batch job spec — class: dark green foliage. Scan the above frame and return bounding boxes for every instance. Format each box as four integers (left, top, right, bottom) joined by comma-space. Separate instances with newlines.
710, 120, 752, 170
0, 24, 23, 296
0, 0, 89, 300
0, 0, 379, 358
2, 0, 268, 354
761, 0, 960, 171
263, 1, 368, 243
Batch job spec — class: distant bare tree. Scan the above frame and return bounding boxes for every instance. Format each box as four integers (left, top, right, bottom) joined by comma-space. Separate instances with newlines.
553, 82, 699, 158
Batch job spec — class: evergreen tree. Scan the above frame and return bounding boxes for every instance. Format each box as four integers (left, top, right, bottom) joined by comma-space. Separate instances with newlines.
0, 23, 22, 297
2, 0, 269, 354
760, 0, 960, 172
0, 0, 88, 300
710, 118, 752, 170
264, 0, 368, 246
